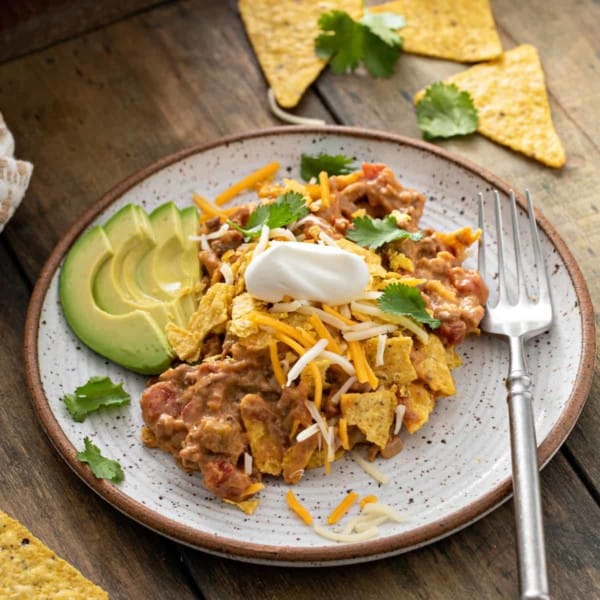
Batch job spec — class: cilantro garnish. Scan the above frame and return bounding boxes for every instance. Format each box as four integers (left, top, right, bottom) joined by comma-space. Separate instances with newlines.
300, 153, 355, 182
416, 82, 478, 141
378, 283, 441, 329
346, 215, 423, 249
229, 192, 309, 239
63, 376, 130, 422
77, 437, 125, 483
315, 10, 404, 78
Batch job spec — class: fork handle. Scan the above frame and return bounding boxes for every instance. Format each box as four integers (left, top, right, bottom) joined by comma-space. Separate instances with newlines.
507, 336, 549, 600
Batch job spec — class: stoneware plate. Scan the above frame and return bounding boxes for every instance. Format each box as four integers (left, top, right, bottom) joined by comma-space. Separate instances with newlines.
24, 127, 594, 565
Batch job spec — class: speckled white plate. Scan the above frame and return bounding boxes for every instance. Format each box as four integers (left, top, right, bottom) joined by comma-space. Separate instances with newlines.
24, 127, 594, 565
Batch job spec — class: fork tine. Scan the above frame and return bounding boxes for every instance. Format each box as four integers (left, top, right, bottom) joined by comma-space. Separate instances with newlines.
494, 190, 508, 303
477, 193, 487, 282
526, 190, 552, 306
509, 191, 528, 303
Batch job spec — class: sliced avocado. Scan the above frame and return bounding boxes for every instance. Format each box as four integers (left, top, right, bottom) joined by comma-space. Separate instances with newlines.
94, 204, 186, 328
179, 206, 201, 288
59, 225, 172, 375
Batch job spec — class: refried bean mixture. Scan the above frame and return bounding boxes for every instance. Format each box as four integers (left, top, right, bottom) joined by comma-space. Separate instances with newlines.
140, 163, 488, 510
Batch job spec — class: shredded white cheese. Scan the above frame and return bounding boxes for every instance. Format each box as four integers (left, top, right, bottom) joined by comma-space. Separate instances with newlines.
253, 224, 270, 256
313, 523, 379, 543
319, 351, 355, 376
219, 262, 234, 285
339, 304, 352, 319
342, 324, 396, 342
244, 452, 252, 476
269, 299, 307, 313
342, 515, 388, 535
269, 227, 296, 241
298, 306, 347, 330
286, 338, 329, 386
199, 234, 210, 251
394, 404, 406, 435
189, 223, 231, 242
351, 450, 390, 485
296, 422, 319, 442
376, 334, 387, 367
355, 291, 383, 301
319, 230, 339, 247
350, 301, 428, 343
267, 88, 327, 126
362, 502, 407, 523
329, 375, 357, 406
327, 426, 336, 462
305, 400, 330, 445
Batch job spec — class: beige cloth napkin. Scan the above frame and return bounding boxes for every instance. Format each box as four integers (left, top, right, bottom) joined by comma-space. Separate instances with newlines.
0, 112, 33, 233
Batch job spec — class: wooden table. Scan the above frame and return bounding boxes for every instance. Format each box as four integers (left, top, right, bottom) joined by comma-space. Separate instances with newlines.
1, 1, 599, 598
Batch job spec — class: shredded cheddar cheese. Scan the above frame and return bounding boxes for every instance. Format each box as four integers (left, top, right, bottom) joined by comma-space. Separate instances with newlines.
338, 417, 349, 450
318, 171, 331, 208
323, 305, 356, 326
333, 171, 362, 189
268, 341, 286, 387
286, 490, 313, 525
215, 162, 280, 206
360, 495, 378, 510
348, 340, 369, 385
327, 491, 359, 525
251, 313, 316, 348
193, 194, 228, 221
308, 314, 342, 354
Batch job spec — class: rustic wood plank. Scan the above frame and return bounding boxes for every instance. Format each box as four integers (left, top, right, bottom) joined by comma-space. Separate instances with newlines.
0, 0, 168, 63
0, 0, 330, 281
312, 1, 600, 493
0, 240, 199, 599
182, 453, 600, 600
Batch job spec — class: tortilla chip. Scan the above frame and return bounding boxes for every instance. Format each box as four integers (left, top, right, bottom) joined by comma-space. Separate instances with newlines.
340, 390, 396, 449
445, 346, 462, 369
371, 0, 502, 62
402, 382, 436, 434
238, 0, 363, 108
364, 335, 416, 386
415, 45, 566, 168
336, 238, 387, 279
282, 436, 319, 484
411, 333, 456, 396
167, 282, 234, 361
228, 292, 263, 338
240, 394, 285, 476
223, 498, 260, 515
0, 510, 108, 599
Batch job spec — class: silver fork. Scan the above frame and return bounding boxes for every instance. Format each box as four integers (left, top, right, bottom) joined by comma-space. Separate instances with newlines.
478, 190, 553, 600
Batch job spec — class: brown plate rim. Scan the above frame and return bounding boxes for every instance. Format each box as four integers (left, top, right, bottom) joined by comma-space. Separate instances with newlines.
23, 125, 596, 563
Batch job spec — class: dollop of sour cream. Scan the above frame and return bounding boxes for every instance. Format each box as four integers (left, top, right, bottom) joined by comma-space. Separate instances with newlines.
245, 241, 370, 304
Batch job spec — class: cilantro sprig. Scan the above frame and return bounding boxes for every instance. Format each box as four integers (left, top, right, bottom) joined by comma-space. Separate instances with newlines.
77, 437, 125, 483
416, 82, 479, 140
229, 192, 309, 239
378, 283, 441, 329
300, 153, 355, 181
63, 376, 130, 422
346, 215, 423, 249
315, 10, 405, 78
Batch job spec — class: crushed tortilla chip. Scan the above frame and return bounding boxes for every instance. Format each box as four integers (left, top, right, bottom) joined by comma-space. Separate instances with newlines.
364, 335, 416, 386
240, 394, 284, 476
340, 390, 396, 449
238, 0, 363, 108
283, 436, 319, 483
166, 282, 234, 361
411, 333, 456, 396
306, 447, 345, 469
401, 382, 436, 434
0, 510, 108, 599
228, 292, 263, 338
223, 498, 260, 515
445, 346, 462, 369
371, 0, 502, 62
415, 45, 566, 168
336, 238, 388, 279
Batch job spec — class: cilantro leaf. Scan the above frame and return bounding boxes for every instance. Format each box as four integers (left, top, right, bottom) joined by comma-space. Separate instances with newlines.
378, 283, 441, 329
346, 215, 423, 249
315, 10, 403, 78
300, 153, 355, 181
360, 12, 405, 46
416, 82, 478, 140
63, 376, 130, 422
77, 437, 125, 483
229, 192, 309, 239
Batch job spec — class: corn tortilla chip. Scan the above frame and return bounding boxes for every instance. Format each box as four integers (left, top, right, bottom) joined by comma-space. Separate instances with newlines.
401, 382, 436, 434
340, 390, 396, 449
0, 510, 108, 599
371, 0, 502, 62
238, 0, 363, 108
415, 45, 566, 168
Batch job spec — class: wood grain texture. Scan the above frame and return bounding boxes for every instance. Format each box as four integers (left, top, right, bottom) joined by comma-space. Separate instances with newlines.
0, 0, 168, 63
0, 0, 330, 281
183, 454, 600, 600
314, 0, 600, 494
0, 241, 199, 600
